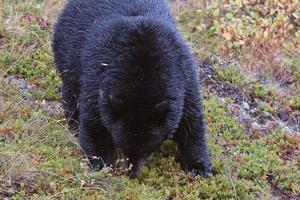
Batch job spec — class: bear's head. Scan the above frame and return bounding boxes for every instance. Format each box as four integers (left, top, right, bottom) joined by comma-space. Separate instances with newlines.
90, 17, 186, 177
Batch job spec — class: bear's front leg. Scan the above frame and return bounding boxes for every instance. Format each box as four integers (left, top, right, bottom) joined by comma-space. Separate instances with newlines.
79, 114, 116, 170
174, 95, 211, 178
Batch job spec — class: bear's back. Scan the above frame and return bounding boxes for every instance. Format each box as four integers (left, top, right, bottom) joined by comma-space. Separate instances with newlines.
52, 0, 174, 75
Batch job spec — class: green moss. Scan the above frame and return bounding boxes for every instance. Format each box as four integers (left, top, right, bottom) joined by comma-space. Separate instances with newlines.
214, 64, 248, 87
0, 1, 61, 100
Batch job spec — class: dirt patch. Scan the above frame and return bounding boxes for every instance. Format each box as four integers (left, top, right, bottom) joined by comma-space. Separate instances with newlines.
198, 56, 300, 136
0, 75, 63, 117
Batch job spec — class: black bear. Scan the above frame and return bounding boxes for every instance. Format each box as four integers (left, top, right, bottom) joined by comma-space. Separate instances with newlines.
53, 0, 211, 178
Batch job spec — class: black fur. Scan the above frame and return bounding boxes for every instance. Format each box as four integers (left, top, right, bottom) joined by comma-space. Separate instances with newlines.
53, 0, 211, 178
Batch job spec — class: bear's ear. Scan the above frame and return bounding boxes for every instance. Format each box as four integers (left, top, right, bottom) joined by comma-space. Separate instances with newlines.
154, 100, 170, 116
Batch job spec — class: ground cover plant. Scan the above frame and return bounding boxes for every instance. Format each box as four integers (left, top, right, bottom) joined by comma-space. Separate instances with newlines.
0, 0, 299, 199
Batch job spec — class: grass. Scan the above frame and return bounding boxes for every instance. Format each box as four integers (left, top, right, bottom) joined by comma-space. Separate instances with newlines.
178, 0, 300, 114
1, 0, 299, 199
0, 0, 62, 100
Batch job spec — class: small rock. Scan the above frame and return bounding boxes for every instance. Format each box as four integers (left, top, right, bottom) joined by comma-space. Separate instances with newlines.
262, 111, 272, 119
250, 108, 256, 114
9, 76, 27, 89
41, 99, 47, 105
250, 108, 260, 116
21, 91, 32, 98
251, 122, 261, 130
242, 102, 250, 110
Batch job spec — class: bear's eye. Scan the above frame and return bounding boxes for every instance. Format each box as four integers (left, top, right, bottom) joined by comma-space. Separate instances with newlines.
107, 94, 124, 118
142, 100, 170, 126
107, 94, 123, 108
154, 100, 170, 118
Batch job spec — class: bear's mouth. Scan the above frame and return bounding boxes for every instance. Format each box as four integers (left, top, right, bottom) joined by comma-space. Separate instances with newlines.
127, 157, 147, 179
